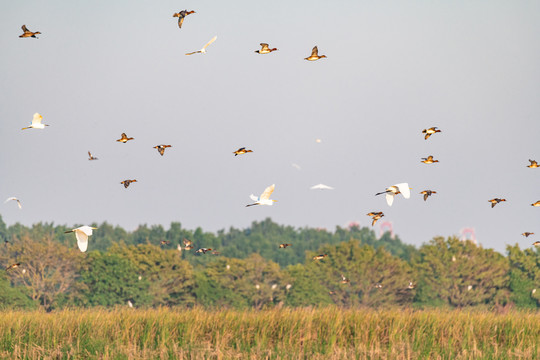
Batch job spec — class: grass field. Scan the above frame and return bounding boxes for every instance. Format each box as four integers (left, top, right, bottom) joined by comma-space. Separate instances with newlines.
0, 307, 538, 359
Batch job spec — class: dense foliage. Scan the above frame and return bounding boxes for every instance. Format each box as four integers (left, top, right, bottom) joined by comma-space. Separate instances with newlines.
0, 216, 538, 310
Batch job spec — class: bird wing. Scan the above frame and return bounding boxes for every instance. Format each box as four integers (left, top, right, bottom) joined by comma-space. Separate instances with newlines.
4, 197, 17, 203
260, 184, 275, 200
32, 113, 43, 126
202, 36, 217, 50
260, 43, 269, 51
74, 231, 89, 252
311, 46, 319, 56
424, 133, 431, 140
78, 226, 94, 236
178, 16, 185, 28
22, 25, 28, 32
423, 193, 428, 201
249, 194, 259, 202
395, 183, 410, 199
385, 193, 395, 206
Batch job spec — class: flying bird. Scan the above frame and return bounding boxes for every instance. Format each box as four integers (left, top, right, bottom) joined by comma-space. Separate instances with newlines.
527, 159, 538, 168
532, 201, 540, 207
195, 248, 212, 254
116, 133, 134, 143
22, 113, 48, 130
64, 226, 97, 252
313, 254, 327, 260
246, 184, 277, 207
19, 25, 40, 38
154, 144, 172, 156
211, 250, 220, 255
340, 274, 350, 284
255, 43, 278, 54
183, 238, 194, 250
310, 184, 334, 190
304, 46, 326, 61
375, 183, 411, 206
279, 243, 291, 248
420, 190, 437, 201
160, 240, 171, 246
422, 127, 441, 140
5, 263, 20, 271
488, 198, 506, 208
533, 241, 540, 246
120, 179, 137, 188
407, 281, 415, 289
233, 147, 253, 156
185, 35, 217, 55
367, 212, 384, 226
421, 155, 439, 164
4, 197, 22, 209
173, 10, 195, 28
88, 151, 98, 160
522, 232, 534, 237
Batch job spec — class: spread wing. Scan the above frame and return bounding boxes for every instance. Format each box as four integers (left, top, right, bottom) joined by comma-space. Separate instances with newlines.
311, 46, 319, 57
396, 183, 410, 199
202, 35, 217, 50
75, 231, 89, 252
260, 43, 269, 51
260, 184, 275, 201
32, 113, 43, 126
22, 25, 28, 32
386, 193, 394, 206
178, 16, 185, 28
249, 194, 259, 202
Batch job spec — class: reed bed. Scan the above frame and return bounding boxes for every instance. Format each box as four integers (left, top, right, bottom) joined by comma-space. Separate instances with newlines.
0, 307, 538, 359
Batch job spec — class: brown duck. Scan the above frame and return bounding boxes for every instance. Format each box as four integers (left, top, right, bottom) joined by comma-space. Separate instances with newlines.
173, 10, 196, 28
305, 46, 326, 61
19, 25, 40, 38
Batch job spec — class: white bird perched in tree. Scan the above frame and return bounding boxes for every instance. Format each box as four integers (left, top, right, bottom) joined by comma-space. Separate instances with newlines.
246, 184, 277, 207
64, 225, 97, 252
4, 197, 22, 209
185, 35, 217, 55
375, 183, 411, 206
310, 184, 334, 190
22, 113, 48, 130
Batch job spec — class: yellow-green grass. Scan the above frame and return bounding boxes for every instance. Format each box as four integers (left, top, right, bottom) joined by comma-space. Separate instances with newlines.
0, 307, 538, 359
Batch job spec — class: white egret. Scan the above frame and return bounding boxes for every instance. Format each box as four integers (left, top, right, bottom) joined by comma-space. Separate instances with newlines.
246, 184, 277, 207
310, 184, 334, 190
22, 113, 48, 130
64, 225, 97, 253
128, 300, 134, 308
4, 197, 22, 209
185, 35, 217, 55
375, 183, 411, 206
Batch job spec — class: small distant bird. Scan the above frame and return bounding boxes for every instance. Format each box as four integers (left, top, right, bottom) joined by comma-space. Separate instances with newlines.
329, 291, 336, 295
291, 163, 301, 170
374, 282, 383, 289
420, 190, 437, 201
367, 211, 384, 226
422, 127, 441, 140
4, 197, 22, 209
315, 138, 322, 143
183, 238, 194, 250
531, 201, 540, 207
173, 10, 195, 28
533, 241, 540, 246
128, 300, 133, 308
5, 263, 20, 271
488, 198, 506, 208
310, 184, 334, 190
22, 113, 48, 130
304, 46, 326, 61
255, 43, 278, 54
195, 248, 212, 254
246, 184, 277, 207
233, 147, 253, 156
116, 133, 134, 143
407, 281, 415, 289
467, 285, 473, 291
376, 183, 411, 207
19, 25, 40, 38
211, 250, 220, 255
153, 144, 172, 156
527, 159, 538, 168
421, 155, 439, 164
313, 254, 327, 260
177, 244, 182, 253
64, 225, 97, 252
88, 151, 98, 160
522, 232, 534, 237
138, 275, 142, 281
185, 35, 217, 55
120, 179, 137, 188
340, 274, 350, 284
160, 240, 171, 246
279, 243, 291, 248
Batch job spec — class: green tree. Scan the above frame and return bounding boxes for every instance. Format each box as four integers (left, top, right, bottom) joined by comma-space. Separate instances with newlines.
506, 244, 539, 308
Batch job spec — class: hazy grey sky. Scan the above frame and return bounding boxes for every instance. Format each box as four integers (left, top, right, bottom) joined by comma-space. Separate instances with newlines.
1, 1, 539, 253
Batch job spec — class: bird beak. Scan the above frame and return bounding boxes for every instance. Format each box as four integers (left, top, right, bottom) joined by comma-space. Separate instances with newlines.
91, 227, 98, 230
273, 200, 278, 202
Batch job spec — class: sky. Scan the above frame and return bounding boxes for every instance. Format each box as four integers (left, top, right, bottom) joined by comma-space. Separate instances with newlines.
1, 1, 539, 253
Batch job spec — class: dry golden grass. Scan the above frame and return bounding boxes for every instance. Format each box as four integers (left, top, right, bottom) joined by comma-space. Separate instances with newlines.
0, 307, 538, 359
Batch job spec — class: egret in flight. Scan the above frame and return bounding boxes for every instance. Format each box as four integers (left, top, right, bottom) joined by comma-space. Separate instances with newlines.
64, 226, 97, 252
186, 35, 217, 55
304, 46, 326, 61
246, 184, 276, 207
310, 184, 334, 190
375, 183, 411, 206
4, 197, 22, 209
22, 113, 48, 130
173, 10, 195, 28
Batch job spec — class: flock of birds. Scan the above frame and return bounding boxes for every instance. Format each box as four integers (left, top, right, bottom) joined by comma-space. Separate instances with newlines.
5, 12, 540, 296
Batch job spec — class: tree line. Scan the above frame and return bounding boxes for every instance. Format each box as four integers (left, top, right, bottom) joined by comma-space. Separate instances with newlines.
0, 216, 538, 310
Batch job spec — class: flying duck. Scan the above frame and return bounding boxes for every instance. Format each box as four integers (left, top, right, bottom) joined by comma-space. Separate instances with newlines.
116, 133, 134, 143
367, 212, 384, 226
488, 198, 506, 208
88, 151, 98, 160
313, 254, 327, 260
421, 155, 439, 164
422, 127, 441, 140
255, 43, 278, 54
522, 232, 534, 237
233, 147, 253, 156
304, 46, 326, 61
120, 179, 137, 188
183, 238, 194, 250
195, 248, 212, 254
279, 243, 291, 248
173, 10, 195, 28
154, 144, 172, 156
19, 25, 41, 38
5, 263, 20, 271
420, 190, 437, 201
532, 201, 540, 207
527, 159, 538, 168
